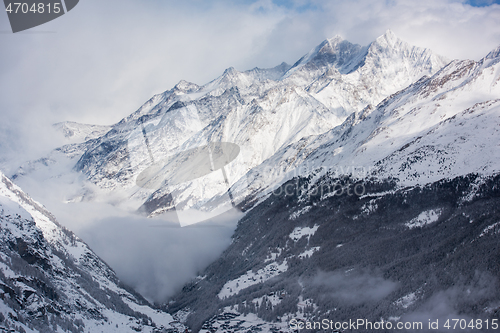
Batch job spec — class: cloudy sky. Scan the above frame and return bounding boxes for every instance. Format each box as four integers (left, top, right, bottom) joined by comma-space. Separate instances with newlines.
1, 0, 500, 302
1, 0, 500, 171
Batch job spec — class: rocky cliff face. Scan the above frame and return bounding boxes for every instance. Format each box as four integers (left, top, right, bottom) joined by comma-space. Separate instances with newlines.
0, 172, 184, 332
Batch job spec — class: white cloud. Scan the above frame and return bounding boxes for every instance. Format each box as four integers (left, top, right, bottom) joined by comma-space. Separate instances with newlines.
0, 0, 286, 170
77, 211, 241, 303
12, 159, 243, 303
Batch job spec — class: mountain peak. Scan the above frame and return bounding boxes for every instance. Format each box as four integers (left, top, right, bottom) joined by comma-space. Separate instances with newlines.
382, 29, 397, 39
283, 35, 362, 78
318, 35, 349, 55
217, 66, 240, 82
372, 29, 402, 48
173, 79, 200, 93
485, 44, 500, 60
325, 34, 343, 45
223, 66, 238, 75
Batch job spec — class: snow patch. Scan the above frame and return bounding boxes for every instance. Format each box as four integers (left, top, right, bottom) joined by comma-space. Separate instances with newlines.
264, 248, 282, 262
289, 225, 319, 242
297, 297, 318, 312
361, 199, 379, 215
218, 260, 288, 299
479, 222, 500, 237
394, 292, 418, 309
405, 209, 441, 229
289, 206, 312, 220
298, 247, 320, 259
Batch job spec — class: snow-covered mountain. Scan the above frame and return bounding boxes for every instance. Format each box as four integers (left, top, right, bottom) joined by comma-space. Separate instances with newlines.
143, 43, 500, 332
15, 30, 448, 220
53, 122, 112, 143
162, 43, 500, 332
0, 171, 184, 332
6, 29, 500, 333
231, 43, 500, 206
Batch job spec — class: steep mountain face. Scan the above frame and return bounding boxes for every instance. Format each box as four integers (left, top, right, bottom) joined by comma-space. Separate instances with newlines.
167, 173, 500, 332
0, 171, 184, 332
24, 31, 448, 220
232, 44, 500, 207
161, 44, 500, 332
287, 31, 447, 113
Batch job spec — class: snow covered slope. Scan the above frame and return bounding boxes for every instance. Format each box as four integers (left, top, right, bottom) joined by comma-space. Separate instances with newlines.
53, 121, 112, 143
19, 31, 448, 220
232, 43, 500, 206
287, 30, 447, 113
0, 171, 183, 332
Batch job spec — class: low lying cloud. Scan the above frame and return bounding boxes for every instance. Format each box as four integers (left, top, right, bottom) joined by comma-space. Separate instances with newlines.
77, 210, 242, 303
308, 269, 399, 305
12, 153, 243, 303
402, 272, 499, 329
